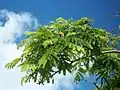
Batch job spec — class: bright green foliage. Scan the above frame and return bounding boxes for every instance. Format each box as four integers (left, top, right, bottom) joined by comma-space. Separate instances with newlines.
5, 17, 120, 89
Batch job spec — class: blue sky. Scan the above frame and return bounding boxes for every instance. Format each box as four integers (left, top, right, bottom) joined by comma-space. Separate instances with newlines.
0, 0, 120, 90
1, 0, 120, 29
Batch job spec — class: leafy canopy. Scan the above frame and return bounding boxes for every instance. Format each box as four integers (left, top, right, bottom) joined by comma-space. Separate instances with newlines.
5, 17, 120, 89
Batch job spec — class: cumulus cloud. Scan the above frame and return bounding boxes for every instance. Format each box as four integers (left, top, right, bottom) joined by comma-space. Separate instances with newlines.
0, 10, 75, 90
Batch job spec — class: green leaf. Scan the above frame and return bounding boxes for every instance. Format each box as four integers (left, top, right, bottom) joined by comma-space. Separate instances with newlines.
21, 75, 30, 86
42, 38, 58, 47
24, 31, 36, 36
38, 50, 50, 68
20, 63, 30, 72
5, 58, 21, 69
66, 32, 76, 37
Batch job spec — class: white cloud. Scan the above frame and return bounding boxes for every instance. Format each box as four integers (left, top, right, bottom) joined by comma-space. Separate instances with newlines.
0, 10, 75, 90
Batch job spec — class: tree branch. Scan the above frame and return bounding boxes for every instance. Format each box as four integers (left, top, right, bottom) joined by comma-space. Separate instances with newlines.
85, 80, 100, 90
70, 59, 80, 64
102, 50, 120, 54
92, 82, 100, 90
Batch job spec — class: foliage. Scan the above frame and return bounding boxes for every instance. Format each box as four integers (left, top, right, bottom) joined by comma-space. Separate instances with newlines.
5, 17, 120, 89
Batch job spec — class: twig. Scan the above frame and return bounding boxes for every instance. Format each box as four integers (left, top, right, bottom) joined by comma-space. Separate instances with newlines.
51, 70, 59, 77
